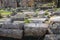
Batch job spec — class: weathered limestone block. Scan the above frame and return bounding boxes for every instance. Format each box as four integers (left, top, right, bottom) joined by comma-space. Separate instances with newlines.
28, 18, 47, 23
11, 13, 25, 21
49, 23, 60, 34
49, 16, 60, 22
44, 34, 60, 40
24, 23, 48, 37
0, 29, 23, 39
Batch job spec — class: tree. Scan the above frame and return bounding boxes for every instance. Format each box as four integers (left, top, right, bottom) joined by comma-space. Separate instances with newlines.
57, 0, 60, 7
16, 0, 20, 7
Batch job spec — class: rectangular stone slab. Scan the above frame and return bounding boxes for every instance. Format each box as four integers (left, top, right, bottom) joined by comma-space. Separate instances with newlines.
44, 34, 60, 40
24, 23, 48, 36
0, 29, 23, 39
28, 18, 47, 23
50, 16, 60, 22
2, 22, 24, 29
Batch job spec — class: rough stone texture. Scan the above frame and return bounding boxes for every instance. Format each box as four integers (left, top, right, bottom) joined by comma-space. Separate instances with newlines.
0, 19, 6, 24
11, 18, 24, 21
49, 16, 60, 22
13, 21, 24, 29
49, 16, 60, 34
11, 13, 25, 21
50, 23, 60, 34
0, 23, 3, 28
44, 34, 60, 40
23, 11, 35, 17
24, 23, 48, 36
48, 9, 54, 12
0, 18, 12, 24
2, 22, 24, 29
53, 12, 60, 16
28, 18, 47, 23
0, 29, 23, 39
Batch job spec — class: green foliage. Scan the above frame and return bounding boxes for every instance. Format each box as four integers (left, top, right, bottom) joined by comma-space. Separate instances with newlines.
41, 3, 54, 7
44, 10, 49, 15
56, 8, 60, 11
54, 8, 57, 11
0, 9, 12, 16
24, 19, 30, 23
53, 8, 60, 12
0, 13, 3, 18
44, 12, 49, 15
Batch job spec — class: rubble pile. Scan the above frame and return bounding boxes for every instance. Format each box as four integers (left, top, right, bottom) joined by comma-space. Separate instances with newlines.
44, 9, 60, 40
0, 8, 60, 40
